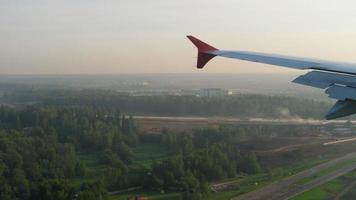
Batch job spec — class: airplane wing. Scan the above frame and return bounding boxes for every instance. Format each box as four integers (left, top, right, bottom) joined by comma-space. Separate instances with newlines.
187, 35, 356, 120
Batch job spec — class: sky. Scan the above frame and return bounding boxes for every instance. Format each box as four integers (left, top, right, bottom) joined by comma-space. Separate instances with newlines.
2, 0, 356, 74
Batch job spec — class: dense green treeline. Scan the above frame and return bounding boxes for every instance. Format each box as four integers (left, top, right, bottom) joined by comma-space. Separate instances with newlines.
0, 105, 266, 200
3, 89, 331, 119
0, 106, 136, 200
0, 130, 74, 200
0, 106, 137, 152
0, 130, 110, 200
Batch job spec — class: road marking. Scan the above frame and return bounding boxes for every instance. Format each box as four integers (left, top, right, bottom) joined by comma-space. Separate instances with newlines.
323, 137, 356, 146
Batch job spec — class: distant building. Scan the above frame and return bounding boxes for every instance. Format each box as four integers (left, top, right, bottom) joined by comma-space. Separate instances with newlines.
180, 89, 197, 96
198, 88, 229, 97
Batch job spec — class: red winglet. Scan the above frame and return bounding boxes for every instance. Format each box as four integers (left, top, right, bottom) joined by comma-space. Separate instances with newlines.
187, 35, 219, 69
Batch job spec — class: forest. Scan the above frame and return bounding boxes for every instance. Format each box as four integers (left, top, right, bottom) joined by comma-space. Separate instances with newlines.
0, 106, 131, 200
0, 85, 344, 200
0, 105, 263, 200
3, 89, 331, 119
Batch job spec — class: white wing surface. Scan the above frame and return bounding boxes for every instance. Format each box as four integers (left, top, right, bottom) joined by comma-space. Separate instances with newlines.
187, 35, 356, 119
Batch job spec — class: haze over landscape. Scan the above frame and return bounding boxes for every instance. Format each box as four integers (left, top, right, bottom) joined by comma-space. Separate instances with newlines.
3, 1, 356, 200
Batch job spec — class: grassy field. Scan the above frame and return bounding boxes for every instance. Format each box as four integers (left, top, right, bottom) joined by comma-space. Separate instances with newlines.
69, 153, 107, 188
292, 170, 356, 200
108, 191, 182, 200
75, 143, 180, 200
129, 143, 172, 169
108, 143, 184, 200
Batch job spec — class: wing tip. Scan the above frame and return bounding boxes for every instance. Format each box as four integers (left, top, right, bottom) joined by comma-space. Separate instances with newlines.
186, 35, 218, 52
187, 35, 218, 68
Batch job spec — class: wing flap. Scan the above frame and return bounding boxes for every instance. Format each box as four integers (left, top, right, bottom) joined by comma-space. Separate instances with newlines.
294, 70, 356, 101
326, 85, 356, 101
293, 71, 356, 89
326, 100, 356, 120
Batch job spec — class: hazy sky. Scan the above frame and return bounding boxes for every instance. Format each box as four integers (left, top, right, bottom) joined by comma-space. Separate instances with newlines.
2, 0, 356, 74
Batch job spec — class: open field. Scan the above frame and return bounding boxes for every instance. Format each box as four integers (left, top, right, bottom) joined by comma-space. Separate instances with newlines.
69, 153, 107, 189
129, 143, 172, 168
108, 144, 181, 200
134, 115, 354, 133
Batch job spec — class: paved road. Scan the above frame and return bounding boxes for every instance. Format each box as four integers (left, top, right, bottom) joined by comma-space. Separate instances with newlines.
324, 137, 356, 146
231, 152, 356, 200
134, 116, 351, 126
334, 180, 356, 200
